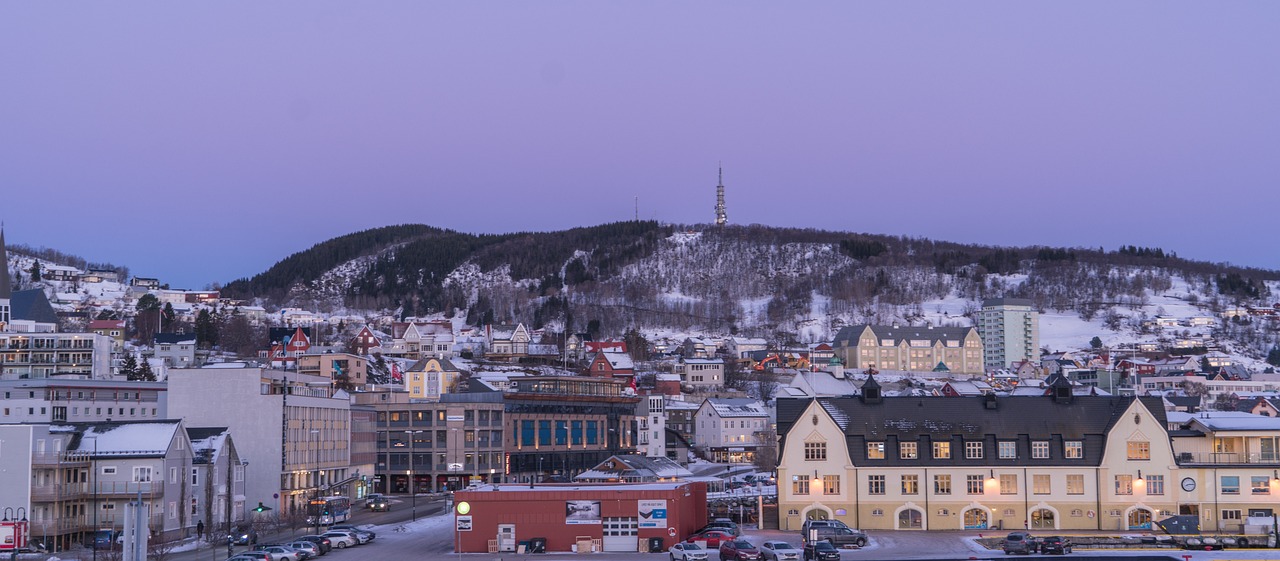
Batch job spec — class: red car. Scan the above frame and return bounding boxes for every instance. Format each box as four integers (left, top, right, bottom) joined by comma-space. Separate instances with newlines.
720, 539, 763, 561
688, 530, 735, 548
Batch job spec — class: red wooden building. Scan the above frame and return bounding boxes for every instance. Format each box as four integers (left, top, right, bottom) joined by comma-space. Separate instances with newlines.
453, 482, 707, 553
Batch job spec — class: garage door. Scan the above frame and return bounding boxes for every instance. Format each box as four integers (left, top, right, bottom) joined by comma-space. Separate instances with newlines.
602, 517, 638, 552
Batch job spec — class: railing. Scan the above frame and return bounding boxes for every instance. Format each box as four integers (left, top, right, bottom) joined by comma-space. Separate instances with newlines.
95, 481, 157, 496
31, 451, 91, 466
28, 515, 93, 535
1178, 452, 1280, 465
31, 481, 90, 501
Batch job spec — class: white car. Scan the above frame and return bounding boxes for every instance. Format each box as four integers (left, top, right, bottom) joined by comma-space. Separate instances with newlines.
255, 545, 302, 561
669, 542, 709, 561
319, 531, 357, 548
760, 540, 803, 561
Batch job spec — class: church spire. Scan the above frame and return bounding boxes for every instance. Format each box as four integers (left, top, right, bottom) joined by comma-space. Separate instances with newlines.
714, 164, 727, 226
0, 224, 11, 300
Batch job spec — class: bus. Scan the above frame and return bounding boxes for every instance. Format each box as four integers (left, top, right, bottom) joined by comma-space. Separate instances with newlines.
305, 496, 352, 526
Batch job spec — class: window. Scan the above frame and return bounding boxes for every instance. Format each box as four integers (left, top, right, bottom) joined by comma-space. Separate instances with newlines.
1031, 441, 1049, 459
933, 441, 951, 459
1115, 474, 1133, 495
1064, 441, 1083, 459
538, 421, 551, 445
586, 421, 598, 445
102, 467, 117, 475
805, 442, 827, 461
1000, 474, 1017, 495
1221, 509, 1242, 521
901, 474, 918, 495
1066, 474, 1084, 495
571, 421, 583, 445
1147, 475, 1165, 495
1221, 476, 1240, 495
823, 475, 840, 494
555, 421, 568, 445
1127, 441, 1150, 460
867, 442, 885, 460
133, 467, 153, 483
966, 474, 984, 494
998, 441, 1017, 459
868, 475, 885, 495
190, 468, 198, 486
900, 442, 918, 460
1252, 476, 1270, 495
934, 474, 951, 495
1033, 474, 1051, 495
793, 475, 810, 495
965, 441, 983, 459
520, 420, 535, 446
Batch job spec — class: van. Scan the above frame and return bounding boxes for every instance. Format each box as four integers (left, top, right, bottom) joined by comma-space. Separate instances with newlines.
806, 526, 868, 548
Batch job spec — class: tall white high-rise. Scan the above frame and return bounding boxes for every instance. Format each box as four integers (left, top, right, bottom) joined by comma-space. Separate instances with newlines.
976, 298, 1040, 371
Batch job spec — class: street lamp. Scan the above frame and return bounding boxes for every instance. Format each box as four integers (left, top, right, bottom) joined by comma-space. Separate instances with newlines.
309, 429, 320, 536
405, 430, 423, 521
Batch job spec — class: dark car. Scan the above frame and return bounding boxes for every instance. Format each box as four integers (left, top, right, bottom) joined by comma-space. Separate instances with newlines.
695, 522, 741, 537
803, 541, 840, 561
87, 530, 119, 550
809, 526, 867, 548
232, 525, 258, 546
719, 539, 762, 561
365, 494, 390, 511
1038, 536, 1072, 555
296, 536, 332, 555
1003, 532, 1038, 555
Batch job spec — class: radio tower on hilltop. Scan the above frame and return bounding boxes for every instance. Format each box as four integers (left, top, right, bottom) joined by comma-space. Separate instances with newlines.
714, 165, 727, 226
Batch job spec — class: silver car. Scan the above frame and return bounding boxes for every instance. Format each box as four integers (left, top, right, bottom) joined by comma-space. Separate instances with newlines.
760, 540, 802, 561
288, 541, 322, 558
255, 545, 302, 561
319, 531, 357, 548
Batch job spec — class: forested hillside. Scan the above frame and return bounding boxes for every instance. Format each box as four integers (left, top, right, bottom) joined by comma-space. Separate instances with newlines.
223, 221, 1280, 358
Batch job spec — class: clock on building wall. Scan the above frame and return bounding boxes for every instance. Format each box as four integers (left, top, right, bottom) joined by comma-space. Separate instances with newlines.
1181, 477, 1196, 492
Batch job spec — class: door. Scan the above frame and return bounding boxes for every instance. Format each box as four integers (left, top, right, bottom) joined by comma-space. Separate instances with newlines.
498, 524, 516, 552
897, 509, 923, 529
602, 517, 638, 552
1031, 509, 1055, 530
963, 508, 988, 530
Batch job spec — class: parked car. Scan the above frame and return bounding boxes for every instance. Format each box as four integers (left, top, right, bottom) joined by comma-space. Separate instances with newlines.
330, 525, 375, 542
710, 518, 741, 534
800, 519, 849, 537
319, 532, 357, 549
688, 529, 735, 548
695, 522, 741, 537
808, 526, 867, 548
1003, 532, 1039, 555
295, 536, 332, 555
365, 494, 390, 511
720, 539, 762, 561
287, 541, 321, 558
87, 530, 119, 550
802, 540, 841, 561
1038, 536, 1072, 555
253, 545, 303, 561
229, 552, 271, 561
668, 542, 709, 561
760, 540, 802, 561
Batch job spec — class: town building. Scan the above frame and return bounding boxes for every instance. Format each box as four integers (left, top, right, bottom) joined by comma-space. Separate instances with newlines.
297, 352, 371, 387
168, 366, 353, 515
404, 356, 461, 400
186, 427, 248, 536
833, 324, 984, 375
486, 323, 531, 361
153, 332, 197, 368
675, 357, 725, 389
0, 378, 168, 423
88, 320, 127, 352
586, 351, 635, 379
505, 377, 640, 483
976, 298, 1040, 371
693, 398, 769, 463
353, 387, 506, 494
453, 481, 708, 553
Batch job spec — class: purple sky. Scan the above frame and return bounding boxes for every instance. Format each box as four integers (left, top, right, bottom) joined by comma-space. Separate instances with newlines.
3, 2, 1278, 290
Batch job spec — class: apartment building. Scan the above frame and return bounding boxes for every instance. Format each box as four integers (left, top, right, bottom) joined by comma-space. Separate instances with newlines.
833, 324, 984, 375
976, 298, 1040, 371
505, 376, 640, 483
693, 398, 769, 463
0, 379, 168, 424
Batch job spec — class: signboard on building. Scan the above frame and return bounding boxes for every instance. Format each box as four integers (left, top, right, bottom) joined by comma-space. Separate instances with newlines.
565, 500, 602, 524
456, 516, 472, 531
638, 499, 667, 528
447, 415, 465, 422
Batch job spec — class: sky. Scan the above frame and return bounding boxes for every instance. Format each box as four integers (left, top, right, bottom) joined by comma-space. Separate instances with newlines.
2, 2, 1278, 290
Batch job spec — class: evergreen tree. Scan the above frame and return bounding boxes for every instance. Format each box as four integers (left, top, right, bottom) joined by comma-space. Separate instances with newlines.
136, 293, 160, 312
28, 261, 42, 281
1089, 336, 1103, 350
135, 359, 156, 382
194, 309, 218, 348
1200, 356, 1212, 373
119, 354, 139, 378
162, 302, 176, 332
1267, 346, 1280, 368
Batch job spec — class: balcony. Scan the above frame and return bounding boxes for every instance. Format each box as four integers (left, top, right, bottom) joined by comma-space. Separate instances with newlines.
95, 481, 158, 497
32, 481, 90, 502
1177, 451, 1280, 466
31, 451, 91, 466
28, 515, 94, 536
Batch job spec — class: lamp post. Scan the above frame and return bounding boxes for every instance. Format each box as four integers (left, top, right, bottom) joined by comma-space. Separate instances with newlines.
405, 430, 423, 521
309, 429, 320, 536
87, 435, 98, 561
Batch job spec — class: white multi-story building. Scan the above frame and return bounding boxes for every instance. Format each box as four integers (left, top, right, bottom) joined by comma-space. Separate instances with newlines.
976, 298, 1040, 371
0, 379, 168, 423
168, 366, 353, 515
675, 357, 725, 389
640, 395, 666, 458
693, 398, 769, 463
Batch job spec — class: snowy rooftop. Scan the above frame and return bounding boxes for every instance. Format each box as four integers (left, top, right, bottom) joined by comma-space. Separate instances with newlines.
706, 398, 768, 418
1184, 411, 1280, 432
68, 421, 181, 457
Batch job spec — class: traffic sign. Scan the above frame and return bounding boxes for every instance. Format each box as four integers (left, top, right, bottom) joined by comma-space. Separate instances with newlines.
456, 516, 472, 532
456, 501, 471, 515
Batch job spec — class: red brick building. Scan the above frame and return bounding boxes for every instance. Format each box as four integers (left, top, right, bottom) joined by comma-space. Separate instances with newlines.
453, 482, 707, 553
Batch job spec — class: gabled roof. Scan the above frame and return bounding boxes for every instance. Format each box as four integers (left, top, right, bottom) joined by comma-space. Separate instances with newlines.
187, 427, 231, 464
407, 356, 460, 372
833, 324, 977, 347
11, 289, 59, 324
576, 454, 694, 481
64, 420, 184, 458
155, 332, 197, 345
594, 351, 634, 370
